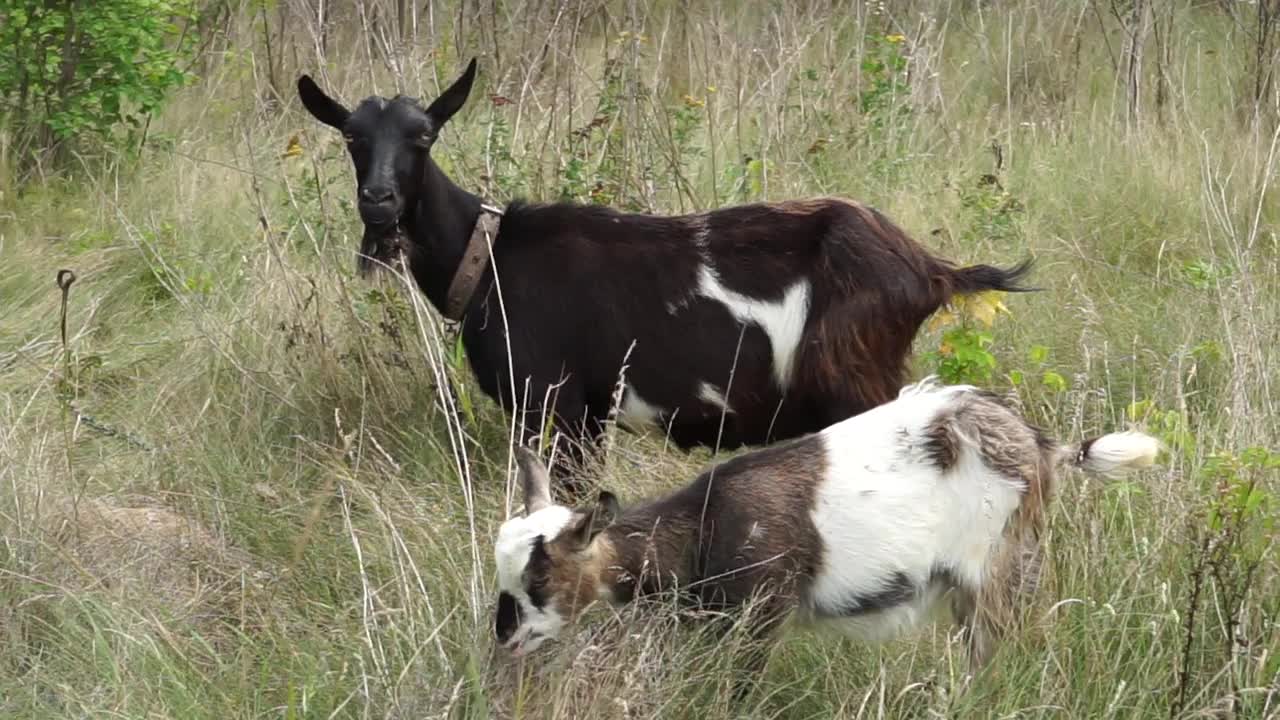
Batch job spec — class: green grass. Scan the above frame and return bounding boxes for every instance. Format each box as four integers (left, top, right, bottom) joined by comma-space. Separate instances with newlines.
2, 1, 1278, 718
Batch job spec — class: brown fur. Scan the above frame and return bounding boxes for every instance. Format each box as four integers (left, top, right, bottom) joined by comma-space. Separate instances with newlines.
542, 533, 612, 620
921, 389, 1064, 664
788, 199, 993, 417
529, 435, 828, 629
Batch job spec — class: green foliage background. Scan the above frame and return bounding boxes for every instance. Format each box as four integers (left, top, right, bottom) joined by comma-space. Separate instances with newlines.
0, 0, 194, 158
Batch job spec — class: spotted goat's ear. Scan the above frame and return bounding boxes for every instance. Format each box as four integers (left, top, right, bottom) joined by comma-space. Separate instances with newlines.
515, 446, 553, 515
565, 491, 620, 548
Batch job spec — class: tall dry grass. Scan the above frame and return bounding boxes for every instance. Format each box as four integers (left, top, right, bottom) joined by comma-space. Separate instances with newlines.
1, 1, 1277, 718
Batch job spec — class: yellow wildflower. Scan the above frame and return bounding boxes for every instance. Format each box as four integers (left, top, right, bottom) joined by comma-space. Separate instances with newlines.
926, 305, 958, 334
886, 33, 906, 44
925, 290, 1010, 333
281, 134, 303, 159
964, 290, 1011, 328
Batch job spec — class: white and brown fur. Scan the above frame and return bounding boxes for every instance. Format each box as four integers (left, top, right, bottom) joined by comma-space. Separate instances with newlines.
493, 377, 1160, 676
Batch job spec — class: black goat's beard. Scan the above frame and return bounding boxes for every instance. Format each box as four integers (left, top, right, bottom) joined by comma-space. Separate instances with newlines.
357, 220, 411, 277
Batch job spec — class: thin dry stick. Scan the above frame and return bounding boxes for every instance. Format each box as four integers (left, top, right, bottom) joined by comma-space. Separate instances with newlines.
55, 267, 81, 536
56, 269, 76, 378
393, 256, 488, 624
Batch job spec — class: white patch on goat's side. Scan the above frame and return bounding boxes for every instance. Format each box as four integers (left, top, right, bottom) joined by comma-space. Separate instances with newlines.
696, 265, 811, 388
698, 382, 733, 414
618, 384, 664, 430
818, 583, 949, 645
802, 382, 1023, 643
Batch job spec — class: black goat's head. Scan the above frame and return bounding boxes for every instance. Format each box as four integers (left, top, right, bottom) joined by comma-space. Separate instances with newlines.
296, 58, 478, 273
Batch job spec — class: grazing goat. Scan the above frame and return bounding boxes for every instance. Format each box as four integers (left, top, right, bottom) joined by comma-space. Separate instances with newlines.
297, 59, 1034, 484
492, 378, 1160, 682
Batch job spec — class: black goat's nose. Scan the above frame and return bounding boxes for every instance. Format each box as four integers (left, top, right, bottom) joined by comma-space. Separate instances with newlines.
360, 186, 394, 204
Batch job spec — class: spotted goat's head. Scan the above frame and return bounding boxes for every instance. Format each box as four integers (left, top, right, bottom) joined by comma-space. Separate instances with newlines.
492, 448, 620, 656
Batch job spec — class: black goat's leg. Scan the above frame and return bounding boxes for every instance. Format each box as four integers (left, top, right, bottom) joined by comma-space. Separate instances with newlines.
511, 381, 599, 502
546, 410, 608, 505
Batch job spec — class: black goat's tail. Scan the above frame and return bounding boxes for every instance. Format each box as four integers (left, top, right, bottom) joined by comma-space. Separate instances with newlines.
947, 256, 1038, 295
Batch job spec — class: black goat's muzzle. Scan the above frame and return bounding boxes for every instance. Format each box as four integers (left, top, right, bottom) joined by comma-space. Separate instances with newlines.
357, 223, 410, 276
357, 199, 400, 226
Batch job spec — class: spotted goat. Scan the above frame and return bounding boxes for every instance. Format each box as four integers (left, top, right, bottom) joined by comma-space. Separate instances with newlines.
298, 60, 1034, 484
493, 378, 1160, 681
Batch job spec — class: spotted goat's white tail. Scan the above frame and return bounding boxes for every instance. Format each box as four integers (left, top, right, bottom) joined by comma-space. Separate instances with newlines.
1059, 431, 1162, 478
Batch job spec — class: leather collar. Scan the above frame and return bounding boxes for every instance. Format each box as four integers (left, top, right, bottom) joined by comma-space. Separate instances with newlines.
443, 203, 503, 321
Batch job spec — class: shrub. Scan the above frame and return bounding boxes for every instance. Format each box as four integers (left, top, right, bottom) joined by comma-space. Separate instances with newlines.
0, 0, 196, 164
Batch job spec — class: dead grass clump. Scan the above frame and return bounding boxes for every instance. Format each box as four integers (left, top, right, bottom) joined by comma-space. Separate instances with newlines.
479, 602, 765, 720
38, 496, 273, 641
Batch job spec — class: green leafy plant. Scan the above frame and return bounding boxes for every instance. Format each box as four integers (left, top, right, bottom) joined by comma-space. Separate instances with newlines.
854, 31, 913, 181
1009, 344, 1068, 393
858, 33, 910, 122
480, 101, 528, 201
1125, 399, 1195, 461
1203, 448, 1278, 536
934, 327, 995, 384
278, 133, 352, 255
923, 291, 1009, 384
558, 55, 630, 206
0, 0, 196, 161
1175, 444, 1279, 717
670, 90, 708, 183
720, 155, 768, 203
1179, 259, 1230, 290
956, 173, 1024, 246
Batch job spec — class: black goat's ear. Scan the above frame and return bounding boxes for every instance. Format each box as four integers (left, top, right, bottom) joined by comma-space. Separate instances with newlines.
297, 75, 350, 130
516, 446, 553, 515
425, 57, 478, 128
567, 491, 620, 548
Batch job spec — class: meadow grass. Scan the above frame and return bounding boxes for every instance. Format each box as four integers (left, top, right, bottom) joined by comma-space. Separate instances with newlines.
1, 1, 1277, 718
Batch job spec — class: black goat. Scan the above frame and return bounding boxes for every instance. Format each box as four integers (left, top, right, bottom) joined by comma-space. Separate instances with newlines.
296, 59, 1033, 483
